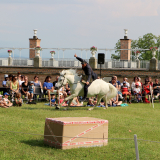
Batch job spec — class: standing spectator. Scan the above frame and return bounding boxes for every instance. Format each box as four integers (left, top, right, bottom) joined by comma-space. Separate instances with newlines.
53, 76, 59, 88
43, 76, 57, 103
21, 76, 29, 99
142, 78, 152, 103
121, 81, 132, 103
15, 93, 23, 106
2, 74, 8, 87
10, 76, 19, 102
153, 79, 160, 100
3, 92, 13, 107
28, 81, 35, 103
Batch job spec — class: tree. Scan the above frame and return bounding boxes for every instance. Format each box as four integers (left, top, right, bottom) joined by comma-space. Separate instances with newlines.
112, 33, 160, 60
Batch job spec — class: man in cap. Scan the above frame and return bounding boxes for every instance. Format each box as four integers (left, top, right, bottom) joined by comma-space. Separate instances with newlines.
74, 54, 97, 102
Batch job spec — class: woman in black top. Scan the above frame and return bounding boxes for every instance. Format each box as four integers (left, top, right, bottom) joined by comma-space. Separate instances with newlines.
22, 76, 29, 99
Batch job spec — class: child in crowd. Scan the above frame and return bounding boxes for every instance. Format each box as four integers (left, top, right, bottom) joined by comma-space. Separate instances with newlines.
70, 97, 82, 106
15, 93, 23, 106
57, 93, 68, 106
3, 92, 13, 107
28, 81, 35, 102
133, 83, 142, 102
121, 81, 132, 103
87, 97, 95, 106
0, 95, 7, 108
51, 94, 56, 106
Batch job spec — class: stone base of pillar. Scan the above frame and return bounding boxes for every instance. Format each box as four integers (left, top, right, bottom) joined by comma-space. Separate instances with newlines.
149, 58, 158, 71
34, 56, 42, 67
8, 57, 13, 66
89, 57, 97, 69
136, 59, 140, 68
49, 58, 58, 67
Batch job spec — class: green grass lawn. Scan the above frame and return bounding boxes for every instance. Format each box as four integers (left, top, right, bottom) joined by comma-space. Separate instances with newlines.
0, 102, 160, 160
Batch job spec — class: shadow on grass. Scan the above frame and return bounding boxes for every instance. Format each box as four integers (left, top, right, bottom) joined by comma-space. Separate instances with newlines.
21, 139, 53, 149
21, 106, 95, 111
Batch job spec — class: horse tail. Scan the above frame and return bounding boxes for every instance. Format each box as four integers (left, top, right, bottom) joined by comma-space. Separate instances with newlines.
107, 83, 118, 99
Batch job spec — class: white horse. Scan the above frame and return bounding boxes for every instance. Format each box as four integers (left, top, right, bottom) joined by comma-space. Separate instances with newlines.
56, 69, 117, 110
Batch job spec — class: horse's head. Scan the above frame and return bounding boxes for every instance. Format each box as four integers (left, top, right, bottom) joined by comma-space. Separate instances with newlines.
55, 73, 67, 89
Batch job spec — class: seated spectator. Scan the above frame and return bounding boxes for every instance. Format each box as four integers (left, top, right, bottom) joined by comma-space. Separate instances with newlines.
137, 77, 142, 87
19, 75, 25, 92
153, 79, 160, 100
133, 83, 142, 102
121, 77, 130, 88
15, 93, 23, 107
3, 92, 13, 107
6, 74, 13, 92
110, 76, 123, 99
131, 76, 141, 93
22, 76, 29, 99
149, 77, 153, 86
57, 93, 68, 106
65, 83, 71, 95
53, 76, 59, 88
43, 76, 57, 103
33, 75, 42, 89
2, 74, 8, 87
28, 81, 35, 102
70, 97, 82, 106
109, 94, 122, 107
10, 76, 19, 102
0, 95, 7, 108
87, 97, 95, 106
51, 94, 56, 106
142, 78, 152, 103
59, 86, 67, 98
121, 81, 132, 103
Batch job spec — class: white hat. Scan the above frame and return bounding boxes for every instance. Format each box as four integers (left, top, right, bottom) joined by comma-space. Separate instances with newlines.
4, 74, 8, 78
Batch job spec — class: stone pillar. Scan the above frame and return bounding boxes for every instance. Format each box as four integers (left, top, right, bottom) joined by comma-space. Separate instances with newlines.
34, 56, 42, 67
120, 38, 132, 61
149, 58, 158, 71
50, 58, 54, 67
89, 57, 97, 69
136, 59, 140, 68
8, 57, 13, 66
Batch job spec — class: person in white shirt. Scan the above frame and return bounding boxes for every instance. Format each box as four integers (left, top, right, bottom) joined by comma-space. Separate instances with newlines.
133, 83, 142, 102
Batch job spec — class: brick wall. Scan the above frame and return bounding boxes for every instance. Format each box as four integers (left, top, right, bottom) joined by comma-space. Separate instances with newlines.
29, 39, 41, 59
0, 66, 160, 87
120, 39, 132, 61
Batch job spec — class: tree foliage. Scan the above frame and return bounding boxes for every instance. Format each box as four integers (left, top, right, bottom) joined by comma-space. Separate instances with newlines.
112, 33, 160, 60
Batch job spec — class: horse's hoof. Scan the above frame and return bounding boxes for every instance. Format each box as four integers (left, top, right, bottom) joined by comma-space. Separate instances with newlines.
88, 108, 93, 111
103, 108, 106, 110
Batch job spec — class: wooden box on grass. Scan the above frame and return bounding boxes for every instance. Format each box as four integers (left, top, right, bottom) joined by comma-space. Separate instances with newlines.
44, 117, 108, 149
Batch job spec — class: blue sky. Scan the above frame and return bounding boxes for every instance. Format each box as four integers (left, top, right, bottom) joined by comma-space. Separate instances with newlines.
0, 0, 160, 59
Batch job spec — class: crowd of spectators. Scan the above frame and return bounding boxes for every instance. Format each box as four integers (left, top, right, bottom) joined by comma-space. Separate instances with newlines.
1, 72, 160, 108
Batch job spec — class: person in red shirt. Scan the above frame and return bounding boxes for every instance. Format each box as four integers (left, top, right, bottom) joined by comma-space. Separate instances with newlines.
142, 78, 152, 103
121, 81, 132, 103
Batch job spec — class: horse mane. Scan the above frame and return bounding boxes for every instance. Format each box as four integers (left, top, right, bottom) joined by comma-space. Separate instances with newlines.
60, 69, 78, 76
